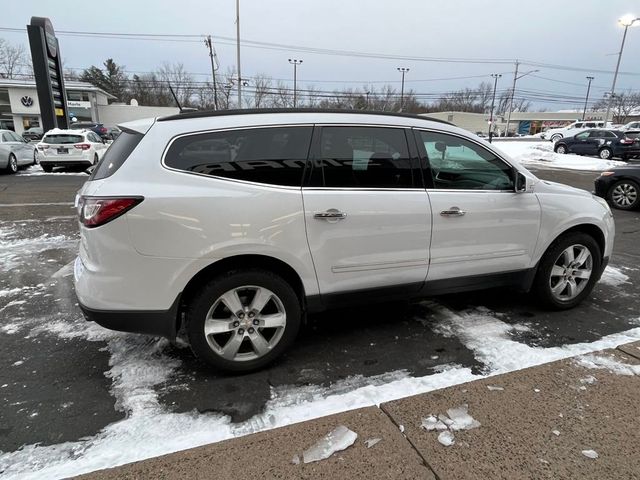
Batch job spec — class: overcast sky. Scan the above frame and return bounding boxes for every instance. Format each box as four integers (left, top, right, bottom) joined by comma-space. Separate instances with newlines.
3, 0, 640, 109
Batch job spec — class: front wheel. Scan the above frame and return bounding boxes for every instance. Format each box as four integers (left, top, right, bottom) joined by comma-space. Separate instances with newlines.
532, 232, 602, 310
551, 134, 562, 142
186, 269, 301, 372
598, 147, 612, 160
5, 154, 18, 174
33, 149, 39, 165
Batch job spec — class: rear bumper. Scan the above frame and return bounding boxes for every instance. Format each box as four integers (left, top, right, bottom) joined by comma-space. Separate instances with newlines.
78, 295, 181, 340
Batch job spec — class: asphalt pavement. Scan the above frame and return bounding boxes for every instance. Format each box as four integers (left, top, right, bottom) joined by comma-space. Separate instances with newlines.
0, 165, 638, 457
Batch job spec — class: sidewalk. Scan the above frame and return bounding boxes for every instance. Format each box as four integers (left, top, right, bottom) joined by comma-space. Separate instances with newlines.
76, 341, 640, 480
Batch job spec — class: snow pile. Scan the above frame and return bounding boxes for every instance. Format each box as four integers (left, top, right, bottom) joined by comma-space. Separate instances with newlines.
493, 141, 626, 171
599, 266, 630, 287
300, 426, 357, 463
18, 165, 87, 176
0, 226, 77, 272
422, 404, 481, 447
576, 354, 640, 376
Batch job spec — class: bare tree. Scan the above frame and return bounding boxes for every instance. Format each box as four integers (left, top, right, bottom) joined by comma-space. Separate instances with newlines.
592, 90, 640, 124
157, 62, 194, 107
0, 38, 29, 79
247, 73, 272, 108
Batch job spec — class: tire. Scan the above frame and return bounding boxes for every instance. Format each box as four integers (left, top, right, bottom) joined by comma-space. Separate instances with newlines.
33, 149, 39, 165
554, 144, 568, 154
608, 179, 639, 210
532, 232, 602, 310
93, 153, 99, 165
598, 147, 612, 160
551, 134, 562, 142
5, 153, 18, 174
186, 269, 302, 372
41, 164, 53, 173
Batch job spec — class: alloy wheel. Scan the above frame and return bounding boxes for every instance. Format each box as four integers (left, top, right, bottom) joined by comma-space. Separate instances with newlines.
611, 182, 638, 208
556, 145, 566, 154
9, 154, 17, 173
549, 244, 593, 302
599, 148, 611, 159
203, 285, 286, 362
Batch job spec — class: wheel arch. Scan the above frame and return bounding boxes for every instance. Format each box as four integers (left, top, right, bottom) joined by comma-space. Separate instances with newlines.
547, 223, 606, 261
177, 254, 307, 334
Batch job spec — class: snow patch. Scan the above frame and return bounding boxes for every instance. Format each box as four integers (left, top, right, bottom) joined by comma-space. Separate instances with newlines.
576, 354, 640, 376
437, 431, 455, 446
599, 266, 630, 287
582, 449, 599, 459
364, 437, 381, 448
493, 140, 626, 171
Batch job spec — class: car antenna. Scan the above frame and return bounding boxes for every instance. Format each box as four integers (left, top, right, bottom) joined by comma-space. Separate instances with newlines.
168, 84, 183, 112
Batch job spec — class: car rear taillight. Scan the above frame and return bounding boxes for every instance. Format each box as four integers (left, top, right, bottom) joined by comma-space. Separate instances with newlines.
78, 196, 143, 228
74, 143, 91, 150
620, 138, 634, 144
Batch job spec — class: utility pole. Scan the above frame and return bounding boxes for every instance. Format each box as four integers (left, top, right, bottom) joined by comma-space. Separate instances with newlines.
235, 0, 242, 108
397, 67, 409, 111
489, 73, 502, 143
504, 60, 519, 137
604, 16, 639, 126
204, 36, 218, 110
504, 60, 539, 137
582, 76, 594, 121
365, 90, 370, 110
288, 59, 303, 107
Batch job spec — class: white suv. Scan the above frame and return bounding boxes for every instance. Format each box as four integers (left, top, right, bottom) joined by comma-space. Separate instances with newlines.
38, 128, 108, 172
541, 121, 608, 142
74, 110, 615, 372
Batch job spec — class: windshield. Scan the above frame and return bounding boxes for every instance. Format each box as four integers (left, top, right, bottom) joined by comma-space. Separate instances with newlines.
42, 134, 84, 144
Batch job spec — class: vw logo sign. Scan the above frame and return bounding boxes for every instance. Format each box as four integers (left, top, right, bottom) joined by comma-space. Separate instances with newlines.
21, 96, 34, 107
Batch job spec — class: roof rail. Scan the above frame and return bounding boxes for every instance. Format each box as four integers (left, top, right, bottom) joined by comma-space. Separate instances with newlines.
157, 108, 453, 125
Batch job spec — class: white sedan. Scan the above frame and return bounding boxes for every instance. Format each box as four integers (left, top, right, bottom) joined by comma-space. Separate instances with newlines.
1, 129, 37, 174
38, 129, 109, 172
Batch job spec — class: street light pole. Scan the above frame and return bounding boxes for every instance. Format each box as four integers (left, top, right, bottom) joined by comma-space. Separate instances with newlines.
489, 73, 502, 143
204, 35, 218, 110
397, 67, 409, 111
235, 0, 242, 108
288, 59, 303, 107
582, 76, 594, 121
504, 60, 539, 137
604, 15, 639, 126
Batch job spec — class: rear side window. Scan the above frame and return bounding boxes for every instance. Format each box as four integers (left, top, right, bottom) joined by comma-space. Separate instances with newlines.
164, 127, 312, 187
43, 134, 84, 144
89, 130, 144, 180
309, 126, 414, 188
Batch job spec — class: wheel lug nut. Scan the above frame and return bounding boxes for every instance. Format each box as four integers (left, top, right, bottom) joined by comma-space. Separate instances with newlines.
233, 321, 240, 327
238, 328, 244, 335
248, 327, 254, 334
238, 313, 245, 319
253, 319, 259, 326
248, 312, 255, 318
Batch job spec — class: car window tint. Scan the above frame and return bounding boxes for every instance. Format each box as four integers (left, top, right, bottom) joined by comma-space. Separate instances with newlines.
604, 131, 617, 138
573, 123, 583, 129
419, 130, 514, 191
309, 126, 414, 188
165, 127, 312, 187
43, 134, 84, 144
576, 132, 590, 139
10, 132, 23, 142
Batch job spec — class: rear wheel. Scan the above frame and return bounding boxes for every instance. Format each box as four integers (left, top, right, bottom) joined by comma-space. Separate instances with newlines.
186, 269, 301, 372
533, 232, 601, 310
41, 164, 53, 173
33, 149, 39, 165
551, 134, 562, 142
93, 153, 99, 165
598, 147, 612, 159
554, 144, 568, 154
608, 179, 639, 210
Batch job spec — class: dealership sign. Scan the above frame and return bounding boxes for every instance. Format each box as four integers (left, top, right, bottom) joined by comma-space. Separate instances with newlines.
20, 95, 34, 107
27, 17, 69, 131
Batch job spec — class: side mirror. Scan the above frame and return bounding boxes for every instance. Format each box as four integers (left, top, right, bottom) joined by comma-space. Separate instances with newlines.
515, 171, 528, 193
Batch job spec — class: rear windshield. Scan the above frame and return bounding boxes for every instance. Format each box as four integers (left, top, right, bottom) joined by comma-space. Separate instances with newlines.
89, 130, 144, 180
625, 131, 640, 139
43, 134, 84, 144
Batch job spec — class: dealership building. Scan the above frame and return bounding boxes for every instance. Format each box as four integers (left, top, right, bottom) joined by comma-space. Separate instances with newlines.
0, 78, 178, 134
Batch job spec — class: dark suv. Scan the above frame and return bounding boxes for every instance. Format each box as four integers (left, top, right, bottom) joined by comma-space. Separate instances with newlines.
70, 122, 109, 140
554, 129, 640, 160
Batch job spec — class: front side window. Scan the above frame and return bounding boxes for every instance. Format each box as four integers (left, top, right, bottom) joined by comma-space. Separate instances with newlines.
165, 127, 312, 187
576, 131, 591, 140
418, 130, 514, 191
309, 126, 414, 188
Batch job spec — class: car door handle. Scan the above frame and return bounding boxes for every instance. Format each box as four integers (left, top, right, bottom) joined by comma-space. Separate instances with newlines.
314, 210, 347, 220
440, 207, 466, 217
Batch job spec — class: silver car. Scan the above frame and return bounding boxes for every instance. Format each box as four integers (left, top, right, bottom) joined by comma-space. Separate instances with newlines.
1, 129, 37, 174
